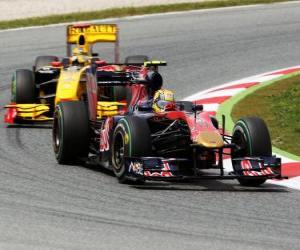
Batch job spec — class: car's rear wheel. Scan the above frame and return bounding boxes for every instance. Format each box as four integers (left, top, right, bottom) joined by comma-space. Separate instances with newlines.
53, 101, 89, 164
232, 116, 272, 186
11, 69, 36, 103
34, 55, 59, 71
112, 116, 152, 183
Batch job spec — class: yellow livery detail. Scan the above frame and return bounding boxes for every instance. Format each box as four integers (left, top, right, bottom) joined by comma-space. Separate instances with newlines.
67, 24, 118, 44
97, 101, 126, 118
55, 66, 87, 104
5, 104, 51, 121
144, 61, 167, 67
66, 23, 119, 62
196, 131, 224, 148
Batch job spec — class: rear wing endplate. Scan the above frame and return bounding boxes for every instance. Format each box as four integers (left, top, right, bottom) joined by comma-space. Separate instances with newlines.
144, 61, 167, 67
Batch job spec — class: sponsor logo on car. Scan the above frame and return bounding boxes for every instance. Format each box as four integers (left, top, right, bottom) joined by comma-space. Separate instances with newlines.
128, 161, 143, 175
100, 117, 113, 152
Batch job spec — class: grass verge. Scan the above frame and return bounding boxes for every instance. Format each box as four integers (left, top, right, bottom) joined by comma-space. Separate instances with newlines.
231, 73, 300, 157
0, 0, 292, 30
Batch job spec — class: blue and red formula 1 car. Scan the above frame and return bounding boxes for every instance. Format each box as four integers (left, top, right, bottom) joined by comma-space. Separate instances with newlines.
52, 60, 283, 186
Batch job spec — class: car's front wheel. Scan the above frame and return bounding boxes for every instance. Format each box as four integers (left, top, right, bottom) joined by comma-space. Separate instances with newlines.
53, 101, 89, 164
111, 116, 152, 183
12, 69, 36, 103
232, 116, 272, 186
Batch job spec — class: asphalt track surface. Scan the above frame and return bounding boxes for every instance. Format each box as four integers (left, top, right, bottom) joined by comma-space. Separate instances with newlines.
0, 2, 300, 249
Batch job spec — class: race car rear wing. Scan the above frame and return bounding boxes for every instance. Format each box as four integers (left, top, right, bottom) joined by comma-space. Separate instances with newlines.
144, 61, 167, 67
66, 23, 119, 63
95, 61, 167, 86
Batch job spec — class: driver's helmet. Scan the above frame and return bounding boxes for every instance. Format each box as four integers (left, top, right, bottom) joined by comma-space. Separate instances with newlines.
71, 46, 90, 65
152, 89, 175, 112
72, 46, 89, 56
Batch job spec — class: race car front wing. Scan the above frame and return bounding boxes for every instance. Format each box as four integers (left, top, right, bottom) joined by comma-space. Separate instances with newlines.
4, 103, 52, 124
124, 156, 284, 182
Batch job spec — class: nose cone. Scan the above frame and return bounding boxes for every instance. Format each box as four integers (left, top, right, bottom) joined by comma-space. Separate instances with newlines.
196, 131, 224, 148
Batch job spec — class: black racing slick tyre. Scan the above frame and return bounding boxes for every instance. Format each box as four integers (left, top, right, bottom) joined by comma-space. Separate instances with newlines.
232, 116, 272, 186
53, 101, 89, 164
34, 55, 58, 71
111, 116, 152, 183
11, 69, 36, 103
124, 55, 149, 64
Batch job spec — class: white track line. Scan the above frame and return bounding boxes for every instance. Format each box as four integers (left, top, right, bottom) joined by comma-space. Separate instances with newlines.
184, 65, 300, 101
186, 88, 245, 101
189, 66, 300, 190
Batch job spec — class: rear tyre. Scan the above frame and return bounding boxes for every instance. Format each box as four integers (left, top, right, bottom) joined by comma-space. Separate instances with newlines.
124, 55, 149, 64
232, 116, 272, 186
34, 55, 58, 71
12, 69, 36, 103
53, 101, 89, 164
111, 116, 152, 183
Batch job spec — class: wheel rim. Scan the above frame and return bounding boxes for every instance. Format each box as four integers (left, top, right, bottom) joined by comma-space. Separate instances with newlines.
113, 131, 125, 171
232, 129, 248, 158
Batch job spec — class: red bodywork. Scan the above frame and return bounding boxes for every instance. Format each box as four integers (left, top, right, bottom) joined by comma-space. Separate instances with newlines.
162, 110, 219, 142
4, 105, 17, 124
89, 63, 219, 144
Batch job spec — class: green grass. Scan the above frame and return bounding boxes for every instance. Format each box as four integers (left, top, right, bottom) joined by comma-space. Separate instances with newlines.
0, 0, 292, 30
232, 74, 300, 156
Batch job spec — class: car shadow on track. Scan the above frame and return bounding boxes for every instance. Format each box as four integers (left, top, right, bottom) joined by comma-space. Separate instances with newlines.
132, 180, 289, 193
83, 162, 115, 177
60, 158, 289, 193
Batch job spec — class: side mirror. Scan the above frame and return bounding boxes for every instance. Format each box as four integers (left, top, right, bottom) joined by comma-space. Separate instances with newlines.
51, 61, 62, 67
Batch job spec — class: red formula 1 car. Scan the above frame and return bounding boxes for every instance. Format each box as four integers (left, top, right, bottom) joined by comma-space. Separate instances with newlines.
52, 60, 283, 186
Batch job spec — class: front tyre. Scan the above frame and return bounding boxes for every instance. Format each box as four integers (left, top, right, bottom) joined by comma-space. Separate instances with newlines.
232, 116, 272, 186
111, 116, 152, 183
12, 69, 36, 103
53, 101, 89, 164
